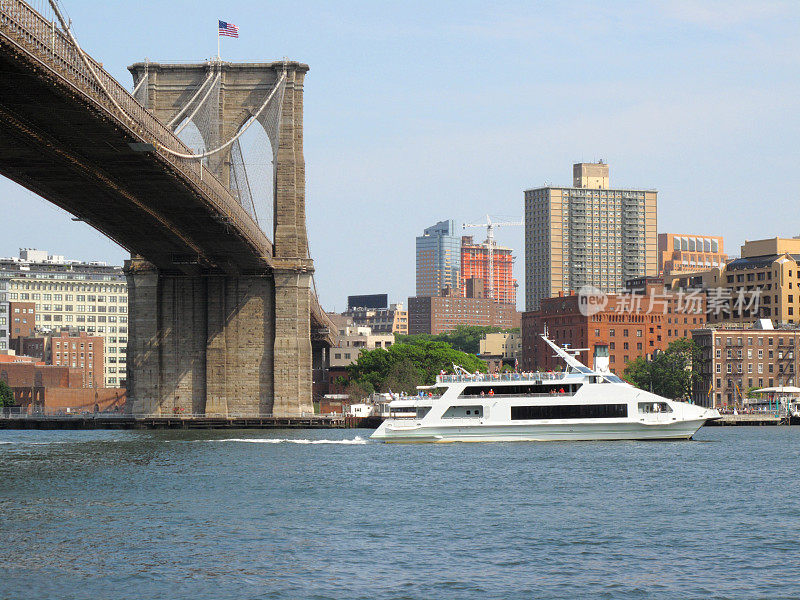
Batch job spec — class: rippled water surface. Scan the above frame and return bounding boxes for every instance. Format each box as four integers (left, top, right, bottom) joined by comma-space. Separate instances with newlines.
1, 427, 799, 599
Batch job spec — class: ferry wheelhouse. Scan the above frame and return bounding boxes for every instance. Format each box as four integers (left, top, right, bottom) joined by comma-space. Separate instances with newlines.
370, 335, 720, 443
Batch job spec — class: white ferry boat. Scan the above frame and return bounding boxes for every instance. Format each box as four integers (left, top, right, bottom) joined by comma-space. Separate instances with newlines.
371, 335, 720, 443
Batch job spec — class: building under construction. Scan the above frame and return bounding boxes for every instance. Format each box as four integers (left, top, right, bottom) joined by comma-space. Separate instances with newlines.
460, 236, 516, 305
415, 218, 519, 306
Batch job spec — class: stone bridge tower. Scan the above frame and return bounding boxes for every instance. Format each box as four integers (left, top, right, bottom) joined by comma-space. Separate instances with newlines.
125, 61, 314, 417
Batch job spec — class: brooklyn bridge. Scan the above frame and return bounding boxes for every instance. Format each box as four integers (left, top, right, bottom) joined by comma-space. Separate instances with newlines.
0, 0, 337, 416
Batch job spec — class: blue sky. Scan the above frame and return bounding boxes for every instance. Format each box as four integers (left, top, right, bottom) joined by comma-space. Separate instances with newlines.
1, 0, 798, 311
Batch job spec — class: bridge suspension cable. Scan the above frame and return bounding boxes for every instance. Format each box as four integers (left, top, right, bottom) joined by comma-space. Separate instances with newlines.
154, 71, 286, 160
173, 73, 221, 134
47, 0, 140, 129
131, 69, 147, 99
229, 138, 259, 226
166, 71, 216, 128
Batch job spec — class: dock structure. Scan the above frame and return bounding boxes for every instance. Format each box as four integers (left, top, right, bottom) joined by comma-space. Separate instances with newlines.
705, 414, 787, 426
0, 415, 350, 430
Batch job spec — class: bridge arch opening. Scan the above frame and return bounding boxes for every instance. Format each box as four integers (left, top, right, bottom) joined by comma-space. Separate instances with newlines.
232, 121, 275, 236
173, 97, 276, 238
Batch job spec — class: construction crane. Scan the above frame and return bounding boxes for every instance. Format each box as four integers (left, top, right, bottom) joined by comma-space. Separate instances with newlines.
463, 215, 523, 301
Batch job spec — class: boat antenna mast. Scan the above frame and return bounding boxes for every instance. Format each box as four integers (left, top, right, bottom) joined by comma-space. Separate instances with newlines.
540, 335, 592, 372
452, 364, 473, 376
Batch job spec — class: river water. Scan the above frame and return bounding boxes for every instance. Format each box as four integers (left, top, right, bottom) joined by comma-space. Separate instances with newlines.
1, 426, 799, 600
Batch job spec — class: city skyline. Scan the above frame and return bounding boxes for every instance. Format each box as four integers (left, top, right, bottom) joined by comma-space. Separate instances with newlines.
0, 0, 798, 312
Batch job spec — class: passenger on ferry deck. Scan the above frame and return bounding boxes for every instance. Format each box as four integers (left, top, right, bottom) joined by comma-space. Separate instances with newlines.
559, 387, 565, 394
488, 389, 495, 397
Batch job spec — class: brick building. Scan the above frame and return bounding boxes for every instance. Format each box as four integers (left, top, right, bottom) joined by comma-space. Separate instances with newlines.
692, 323, 800, 408
8, 301, 35, 338
0, 353, 124, 414
49, 330, 104, 388
408, 296, 520, 335
408, 294, 520, 335
11, 329, 104, 388
521, 286, 706, 374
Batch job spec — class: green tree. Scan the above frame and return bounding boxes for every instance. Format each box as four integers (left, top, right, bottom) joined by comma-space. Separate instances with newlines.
344, 380, 373, 402
746, 386, 765, 404
0, 379, 13, 408
396, 325, 519, 355
624, 338, 704, 399
346, 341, 487, 394
383, 358, 423, 395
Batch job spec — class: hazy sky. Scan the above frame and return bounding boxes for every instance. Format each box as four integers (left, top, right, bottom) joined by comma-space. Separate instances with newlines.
1, 0, 798, 311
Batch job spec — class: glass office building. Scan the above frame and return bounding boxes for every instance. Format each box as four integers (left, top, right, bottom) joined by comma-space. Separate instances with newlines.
416, 220, 462, 297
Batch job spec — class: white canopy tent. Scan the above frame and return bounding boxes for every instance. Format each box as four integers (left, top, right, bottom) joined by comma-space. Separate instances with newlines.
751, 386, 800, 395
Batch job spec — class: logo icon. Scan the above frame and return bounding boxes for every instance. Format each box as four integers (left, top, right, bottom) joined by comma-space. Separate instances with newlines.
577, 285, 608, 317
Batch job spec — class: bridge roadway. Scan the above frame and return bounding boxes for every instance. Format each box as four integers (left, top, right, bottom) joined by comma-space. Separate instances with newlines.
0, 0, 335, 416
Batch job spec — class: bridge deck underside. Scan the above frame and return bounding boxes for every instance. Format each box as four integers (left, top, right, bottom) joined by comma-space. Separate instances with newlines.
0, 49, 270, 275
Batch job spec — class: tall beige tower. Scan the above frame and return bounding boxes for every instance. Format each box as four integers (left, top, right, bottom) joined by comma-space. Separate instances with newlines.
525, 163, 657, 311
573, 161, 610, 189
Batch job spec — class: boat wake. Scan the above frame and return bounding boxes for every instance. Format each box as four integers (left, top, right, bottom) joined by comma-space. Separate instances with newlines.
207, 436, 370, 445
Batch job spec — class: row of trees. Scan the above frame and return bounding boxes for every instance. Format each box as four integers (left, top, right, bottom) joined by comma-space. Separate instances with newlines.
343, 339, 487, 397
396, 325, 519, 355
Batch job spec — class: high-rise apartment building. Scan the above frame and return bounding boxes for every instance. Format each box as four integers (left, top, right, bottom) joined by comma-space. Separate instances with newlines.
524, 162, 657, 310
416, 220, 462, 297
0, 250, 127, 387
658, 233, 726, 276
460, 235, 517, 305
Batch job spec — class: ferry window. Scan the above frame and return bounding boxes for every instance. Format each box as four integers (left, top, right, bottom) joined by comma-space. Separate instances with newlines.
511, 404, 627, 420
442, 406, 482, 419
459, 384, 581, 397
638, 402, 672, 414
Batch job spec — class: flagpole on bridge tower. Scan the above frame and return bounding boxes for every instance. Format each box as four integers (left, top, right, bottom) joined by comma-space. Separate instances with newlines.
217, 24, 221, 61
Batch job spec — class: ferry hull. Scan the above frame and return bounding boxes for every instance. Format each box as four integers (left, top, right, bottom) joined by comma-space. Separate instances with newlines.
371, 418, 709, 443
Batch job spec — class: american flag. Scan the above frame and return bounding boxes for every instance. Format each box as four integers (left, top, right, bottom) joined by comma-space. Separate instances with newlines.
218, 20, 239, 38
